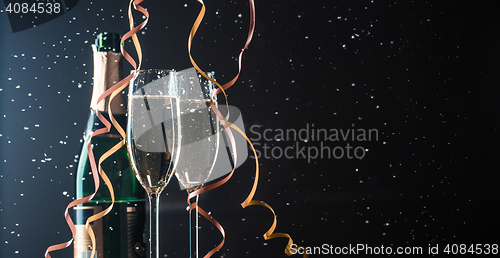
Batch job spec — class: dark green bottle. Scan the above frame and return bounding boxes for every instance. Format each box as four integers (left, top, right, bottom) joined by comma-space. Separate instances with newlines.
74, 32, 146, 258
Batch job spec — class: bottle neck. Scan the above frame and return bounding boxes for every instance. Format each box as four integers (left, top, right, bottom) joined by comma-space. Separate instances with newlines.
90, 44, 126, 114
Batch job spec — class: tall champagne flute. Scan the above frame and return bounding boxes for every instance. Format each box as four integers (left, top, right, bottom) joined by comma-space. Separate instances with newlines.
126, 69, 181, 258
174, 68, 219, 258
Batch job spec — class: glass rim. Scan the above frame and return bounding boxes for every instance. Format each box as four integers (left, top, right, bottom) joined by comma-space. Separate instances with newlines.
132, 68, 175, 73
175, 70, 215, 75
131, 69, 214, 74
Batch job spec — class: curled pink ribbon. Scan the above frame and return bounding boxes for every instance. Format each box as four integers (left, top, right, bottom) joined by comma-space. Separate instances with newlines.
188, 0, 307, 257
45, 1, 148, 257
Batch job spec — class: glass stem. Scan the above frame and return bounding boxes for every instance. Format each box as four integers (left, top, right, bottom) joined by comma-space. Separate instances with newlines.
189, 194, 200, 258
148, 193, 160, 258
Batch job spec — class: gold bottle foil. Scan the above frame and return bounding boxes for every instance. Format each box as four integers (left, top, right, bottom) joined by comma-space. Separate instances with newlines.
74, 206, 104, 258
90, 45, 126, 114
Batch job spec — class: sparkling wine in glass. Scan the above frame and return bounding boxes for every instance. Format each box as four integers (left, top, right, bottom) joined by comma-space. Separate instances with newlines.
126, 69, 181, 258
174, 68, 219, 258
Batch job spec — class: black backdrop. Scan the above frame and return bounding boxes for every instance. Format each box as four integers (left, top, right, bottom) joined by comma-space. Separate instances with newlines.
1, 0, 499, 257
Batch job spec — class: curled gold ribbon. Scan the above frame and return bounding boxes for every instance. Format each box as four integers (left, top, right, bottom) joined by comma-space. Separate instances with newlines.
187, 0, 307, 257
44, 66, 112, 258
45, 1, 147, 257
83, 0, 149, 256
84, 0, 149, 254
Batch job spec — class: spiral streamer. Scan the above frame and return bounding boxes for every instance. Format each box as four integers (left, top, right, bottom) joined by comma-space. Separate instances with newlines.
45, 1, 148, 257
46, 0, 306, 257
187, 0, 307, 257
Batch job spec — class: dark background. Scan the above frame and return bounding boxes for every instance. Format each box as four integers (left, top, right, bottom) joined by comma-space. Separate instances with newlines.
1, 0, 499, 257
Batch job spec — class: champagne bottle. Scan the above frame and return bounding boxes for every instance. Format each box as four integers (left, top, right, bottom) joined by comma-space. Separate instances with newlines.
73, 32, 146, 258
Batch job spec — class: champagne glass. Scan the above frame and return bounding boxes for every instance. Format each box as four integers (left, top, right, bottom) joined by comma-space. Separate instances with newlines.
174, 68, 219, 258
126, 69, 181, 258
